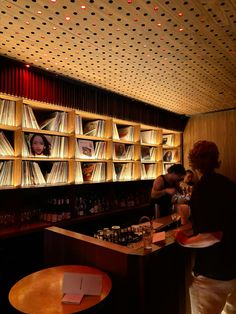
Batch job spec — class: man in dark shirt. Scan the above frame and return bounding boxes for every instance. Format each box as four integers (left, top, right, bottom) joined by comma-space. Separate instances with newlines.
175, 140, 236, 313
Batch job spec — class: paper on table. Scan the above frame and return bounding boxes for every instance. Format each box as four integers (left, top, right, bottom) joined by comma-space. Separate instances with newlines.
62, 293, 84, 304
152, 231, 165, 243
62, 272, 102, 296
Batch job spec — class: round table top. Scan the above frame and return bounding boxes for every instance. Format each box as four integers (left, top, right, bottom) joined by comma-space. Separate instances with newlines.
9, 265, 112, 314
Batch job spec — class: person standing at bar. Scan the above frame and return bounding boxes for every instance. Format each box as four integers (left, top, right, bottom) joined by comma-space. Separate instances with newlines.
151, 163, 186, 217
175, 140, 236, 314
180, 169, 195, 195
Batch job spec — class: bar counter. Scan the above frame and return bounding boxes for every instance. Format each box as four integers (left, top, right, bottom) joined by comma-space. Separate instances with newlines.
44, 216, 192, 314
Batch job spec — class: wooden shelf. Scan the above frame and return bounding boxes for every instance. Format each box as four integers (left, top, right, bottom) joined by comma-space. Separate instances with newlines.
0, 94, 183, 188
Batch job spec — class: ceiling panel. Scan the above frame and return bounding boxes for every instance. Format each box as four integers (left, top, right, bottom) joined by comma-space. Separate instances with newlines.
0, 0, 236, 115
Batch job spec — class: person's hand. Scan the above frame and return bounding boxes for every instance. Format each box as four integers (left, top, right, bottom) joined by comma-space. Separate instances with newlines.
174, 230, 188, 245
165, 187, 176, 195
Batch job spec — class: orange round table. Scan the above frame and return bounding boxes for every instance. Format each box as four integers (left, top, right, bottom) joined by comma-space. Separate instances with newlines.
8, 265, 112, 314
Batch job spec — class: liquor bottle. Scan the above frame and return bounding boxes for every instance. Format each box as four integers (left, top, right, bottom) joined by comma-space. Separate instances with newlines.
63, 198, 71, 220
46, 198, 55, 222
57, 199, 64, 221
51, 198, 58, 223
78, 197, 84, 216
97, 198, 102, 212
127, 193, 135, 207
56, 199, 63, 222
93, 199, 99, 214
87, 197, 94, 214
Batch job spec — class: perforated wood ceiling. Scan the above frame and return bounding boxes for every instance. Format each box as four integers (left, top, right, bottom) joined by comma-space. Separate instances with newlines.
0, 0, 236, 115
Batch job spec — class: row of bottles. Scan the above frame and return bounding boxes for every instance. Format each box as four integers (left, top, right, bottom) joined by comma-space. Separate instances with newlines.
41, 187, 151, 222
74, 189, 150, 217
0, 182, 152, 229
0, 208, 40, 227
40, 198, 71, 223
0, 198, 72, 228
75, 196, 110, 216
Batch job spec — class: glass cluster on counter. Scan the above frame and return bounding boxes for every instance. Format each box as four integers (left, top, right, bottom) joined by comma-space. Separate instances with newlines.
94, 224, 143, 246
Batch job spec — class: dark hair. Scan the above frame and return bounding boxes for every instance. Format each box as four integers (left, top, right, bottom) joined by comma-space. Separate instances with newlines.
30, 133, 51, 156
167, 164, 186, 175
188, 140, 220, 173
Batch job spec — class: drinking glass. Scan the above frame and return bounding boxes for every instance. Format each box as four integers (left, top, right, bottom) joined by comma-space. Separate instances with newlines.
171, 205, 180, 229
142, 226, 153, 250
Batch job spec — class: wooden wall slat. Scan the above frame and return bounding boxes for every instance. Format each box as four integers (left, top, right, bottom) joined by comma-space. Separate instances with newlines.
183, 110, 236, 182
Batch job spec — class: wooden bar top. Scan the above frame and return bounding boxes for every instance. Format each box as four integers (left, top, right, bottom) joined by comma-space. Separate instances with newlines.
46, 215, 192, 256
43, 215, 193, 314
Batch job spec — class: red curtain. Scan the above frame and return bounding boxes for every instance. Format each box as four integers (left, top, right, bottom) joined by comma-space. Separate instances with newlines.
0, 56, 187, 131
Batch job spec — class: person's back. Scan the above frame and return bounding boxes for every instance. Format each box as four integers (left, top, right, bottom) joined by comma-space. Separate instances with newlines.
191, 171, 236, 280
175, 140, 236, 314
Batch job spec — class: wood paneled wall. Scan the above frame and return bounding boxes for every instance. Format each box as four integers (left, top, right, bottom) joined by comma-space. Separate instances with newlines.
183, 109, 236, 182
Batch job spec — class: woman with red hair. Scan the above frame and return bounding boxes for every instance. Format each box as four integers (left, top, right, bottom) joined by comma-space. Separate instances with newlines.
175, 140, 236, 314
